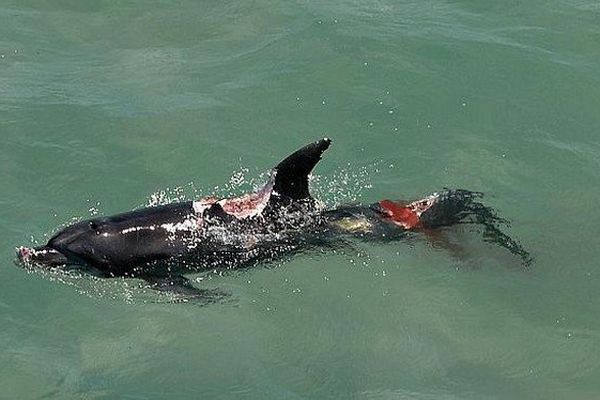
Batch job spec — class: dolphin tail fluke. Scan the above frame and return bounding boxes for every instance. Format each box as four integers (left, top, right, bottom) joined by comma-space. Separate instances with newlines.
272, 138, 331, 201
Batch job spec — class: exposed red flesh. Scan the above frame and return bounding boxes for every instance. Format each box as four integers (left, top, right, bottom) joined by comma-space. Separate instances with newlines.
379, 200, 421, 229
379, 194, 439, 230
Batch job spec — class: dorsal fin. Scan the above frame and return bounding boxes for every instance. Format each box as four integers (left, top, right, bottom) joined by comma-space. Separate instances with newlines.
273, 138, 331, 200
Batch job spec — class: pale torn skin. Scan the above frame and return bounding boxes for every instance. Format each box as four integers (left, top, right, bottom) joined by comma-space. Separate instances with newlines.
192, 175, 275, 221
406, 193, 439, 217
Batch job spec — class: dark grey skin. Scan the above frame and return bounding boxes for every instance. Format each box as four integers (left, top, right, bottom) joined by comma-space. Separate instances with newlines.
16, 139, 531, 300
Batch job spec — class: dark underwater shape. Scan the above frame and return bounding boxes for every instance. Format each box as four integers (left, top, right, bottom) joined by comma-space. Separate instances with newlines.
16, 138, 531, 301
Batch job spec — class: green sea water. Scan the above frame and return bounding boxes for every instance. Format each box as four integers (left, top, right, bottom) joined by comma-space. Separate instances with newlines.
2, 1, 600, 398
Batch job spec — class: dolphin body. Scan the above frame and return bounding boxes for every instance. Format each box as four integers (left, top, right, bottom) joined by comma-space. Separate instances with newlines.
16, 139, 530, 299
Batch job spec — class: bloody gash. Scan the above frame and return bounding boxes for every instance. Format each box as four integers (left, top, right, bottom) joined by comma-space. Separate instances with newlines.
16, 139, 531, 298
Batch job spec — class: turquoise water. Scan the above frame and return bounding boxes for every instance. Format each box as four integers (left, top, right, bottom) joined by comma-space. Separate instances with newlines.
2, 0, 600, 398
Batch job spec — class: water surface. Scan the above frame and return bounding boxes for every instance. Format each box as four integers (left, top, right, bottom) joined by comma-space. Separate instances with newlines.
1, 1, 600, 398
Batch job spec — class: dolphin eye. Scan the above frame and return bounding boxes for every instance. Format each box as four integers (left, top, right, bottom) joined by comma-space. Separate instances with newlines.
89, 221, 99, 231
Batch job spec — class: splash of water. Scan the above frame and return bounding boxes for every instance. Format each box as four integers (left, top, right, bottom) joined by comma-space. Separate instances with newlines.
311, 162, 378, 207
143, 162, 379, 208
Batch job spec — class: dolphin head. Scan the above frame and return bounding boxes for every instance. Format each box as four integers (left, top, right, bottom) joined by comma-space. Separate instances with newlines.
16, 218, 110, 269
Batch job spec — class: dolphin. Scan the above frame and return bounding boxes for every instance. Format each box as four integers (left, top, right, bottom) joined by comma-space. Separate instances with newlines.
16, 139, 531, 299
